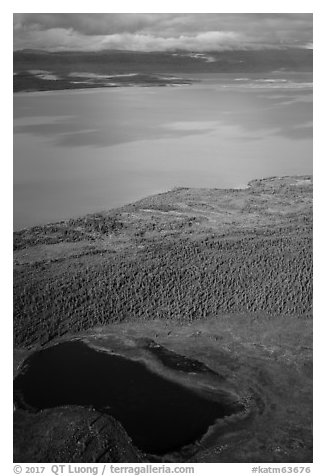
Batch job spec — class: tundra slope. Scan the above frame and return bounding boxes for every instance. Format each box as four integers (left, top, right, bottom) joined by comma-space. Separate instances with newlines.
14, 176, 312, 348
13, 176, 312, 463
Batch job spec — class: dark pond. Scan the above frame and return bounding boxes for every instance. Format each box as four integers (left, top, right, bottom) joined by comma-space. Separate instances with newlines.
13, 340, 239, 455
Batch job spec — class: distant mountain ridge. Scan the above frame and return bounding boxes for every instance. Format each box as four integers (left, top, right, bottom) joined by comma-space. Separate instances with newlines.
14, 48, 312, 74
13, 48, 313, 93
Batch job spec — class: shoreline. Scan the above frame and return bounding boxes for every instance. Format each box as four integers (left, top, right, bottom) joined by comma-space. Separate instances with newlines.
13, 71, 313, 96
13, 175, 312, 233
13, 82, 195, 96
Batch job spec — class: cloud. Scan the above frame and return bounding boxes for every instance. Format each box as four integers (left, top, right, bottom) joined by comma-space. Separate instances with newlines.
13, 13, 313, 52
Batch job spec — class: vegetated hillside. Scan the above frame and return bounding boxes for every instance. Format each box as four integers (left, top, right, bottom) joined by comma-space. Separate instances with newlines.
13, 48, 312, 92
13, 176, 312, 348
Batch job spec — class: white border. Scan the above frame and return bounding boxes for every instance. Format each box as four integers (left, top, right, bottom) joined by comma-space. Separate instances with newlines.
4, 3, 322, 475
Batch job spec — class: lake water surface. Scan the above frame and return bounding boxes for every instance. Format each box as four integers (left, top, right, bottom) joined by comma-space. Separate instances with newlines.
14, 72, 312, 230
13, 340, 239, 455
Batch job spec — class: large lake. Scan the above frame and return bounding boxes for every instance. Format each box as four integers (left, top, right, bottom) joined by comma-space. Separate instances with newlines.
13, 72, 312, 230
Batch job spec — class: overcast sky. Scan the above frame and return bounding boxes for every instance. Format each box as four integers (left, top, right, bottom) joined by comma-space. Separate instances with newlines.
13, 13, 313, 52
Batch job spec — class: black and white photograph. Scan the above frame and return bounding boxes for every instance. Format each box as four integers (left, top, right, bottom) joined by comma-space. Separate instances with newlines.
12, 9, 313, 468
